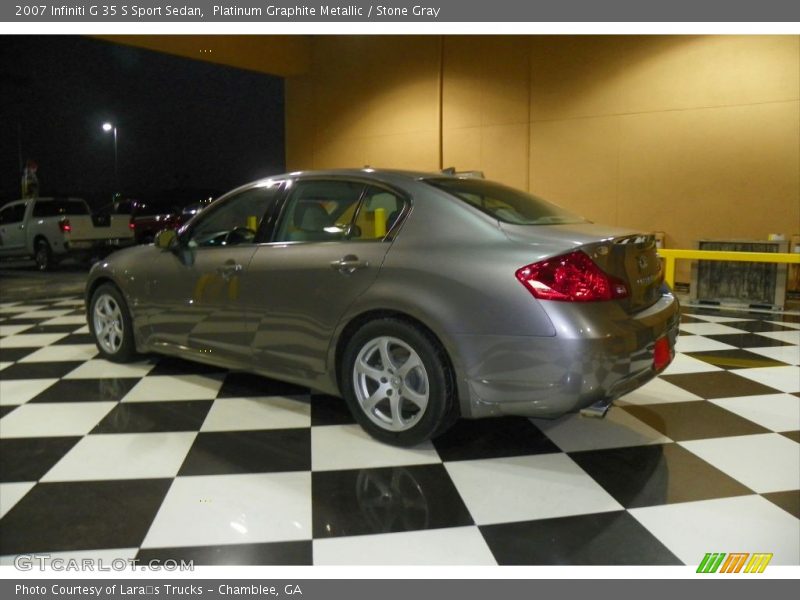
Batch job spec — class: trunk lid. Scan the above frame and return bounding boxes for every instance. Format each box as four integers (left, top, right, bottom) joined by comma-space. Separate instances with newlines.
500, 223, 664, 312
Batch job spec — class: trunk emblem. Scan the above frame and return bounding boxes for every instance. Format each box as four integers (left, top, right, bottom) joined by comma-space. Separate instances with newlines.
637, 255, 649, 272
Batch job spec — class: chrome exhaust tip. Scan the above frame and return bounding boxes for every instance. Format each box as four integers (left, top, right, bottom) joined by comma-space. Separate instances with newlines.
580, 400, 611, 418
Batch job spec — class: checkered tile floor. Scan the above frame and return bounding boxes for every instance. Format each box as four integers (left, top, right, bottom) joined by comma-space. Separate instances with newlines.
1, 296, 798, 566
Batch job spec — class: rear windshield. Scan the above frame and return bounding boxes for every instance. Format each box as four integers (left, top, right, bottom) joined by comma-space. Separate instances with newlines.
426, 178, 586, 225
32, 199, 89, 217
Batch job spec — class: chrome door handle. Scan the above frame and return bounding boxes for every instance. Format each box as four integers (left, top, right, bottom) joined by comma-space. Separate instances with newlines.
330, 255, 369, 274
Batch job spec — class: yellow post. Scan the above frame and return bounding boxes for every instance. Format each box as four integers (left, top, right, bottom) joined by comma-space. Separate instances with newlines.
246, 215, 258, 232
374, 208, 387, 238
657, 249, 800, 290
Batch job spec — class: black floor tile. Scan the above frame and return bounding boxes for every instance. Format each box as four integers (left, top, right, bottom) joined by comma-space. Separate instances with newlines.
0, 406, 17, 419
0, 479, 172, 554
780, 430, 800, 443
92, 400, 214, 434
51, 333, 97, 346
622, 401, 770, 441
768, 314, 800, 323
0, 347, 36, 362
22, 324, 85, 334
0, 318, 46, 325
178, 429, 311, 475
136, 540, 312, 566
761, 490, 800, 519
433, 417, 560, 462
312, 464, 473, 538
677, 315, 706, 324
148, 356, 227, 377
721, 320, 797, 334
0, 437, 82, 482
568, 444, 752, 508
684, 349, 788, 370
29, 378, 139, 403
480, 511, 682, 565
310, 393, 356, 427
0, 361, 84, 380
660, 371, 782, 399
705, 333, 792, 348
217, 372, 309, 398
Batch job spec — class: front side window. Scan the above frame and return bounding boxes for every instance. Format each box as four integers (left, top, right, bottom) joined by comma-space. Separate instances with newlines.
426, 178, 586, 225
0, 204, 26, 224
187, 183, 281, 248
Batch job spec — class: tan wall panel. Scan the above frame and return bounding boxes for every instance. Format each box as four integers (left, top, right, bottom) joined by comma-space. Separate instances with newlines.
481, 124, 530, 189
443, 128, 482, 172
531, 35, 800, 121
529, 116, 620, 224
365, 131, 440, 171
618, 101, 800, 248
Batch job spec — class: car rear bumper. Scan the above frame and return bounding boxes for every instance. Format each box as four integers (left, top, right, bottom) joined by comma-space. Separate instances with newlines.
454, 290, 680, 418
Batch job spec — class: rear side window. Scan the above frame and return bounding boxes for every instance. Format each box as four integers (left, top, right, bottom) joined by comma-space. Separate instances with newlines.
0, 203, 26, 224
426, 178, 586, 225
32, 199, 89, 217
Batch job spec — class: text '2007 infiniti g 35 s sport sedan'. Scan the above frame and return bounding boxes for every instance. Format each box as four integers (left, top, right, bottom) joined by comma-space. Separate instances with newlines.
86, 169, 680, 446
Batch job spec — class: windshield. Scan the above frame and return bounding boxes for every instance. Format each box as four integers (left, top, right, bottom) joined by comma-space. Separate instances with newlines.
426, 178, 586, 225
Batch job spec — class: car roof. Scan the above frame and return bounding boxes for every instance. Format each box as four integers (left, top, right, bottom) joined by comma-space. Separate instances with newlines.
261, 168, 454, 187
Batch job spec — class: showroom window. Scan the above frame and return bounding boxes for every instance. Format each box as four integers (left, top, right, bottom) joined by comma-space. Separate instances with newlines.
275, 180, 404, 243
187, 184, 281, 248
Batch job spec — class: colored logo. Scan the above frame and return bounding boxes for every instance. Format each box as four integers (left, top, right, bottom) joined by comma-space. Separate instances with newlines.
697, 552, 773, 573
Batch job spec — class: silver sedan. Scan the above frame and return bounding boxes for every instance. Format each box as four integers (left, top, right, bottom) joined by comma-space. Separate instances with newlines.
86, 169, 679, 445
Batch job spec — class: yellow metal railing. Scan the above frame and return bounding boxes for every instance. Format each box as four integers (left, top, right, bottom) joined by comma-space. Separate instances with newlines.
658, 248, 800, 289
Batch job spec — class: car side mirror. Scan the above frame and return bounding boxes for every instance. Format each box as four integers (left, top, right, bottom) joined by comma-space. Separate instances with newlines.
154, 228, 177, 250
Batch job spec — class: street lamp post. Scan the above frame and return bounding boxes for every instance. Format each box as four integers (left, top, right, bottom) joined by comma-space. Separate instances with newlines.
102, 122, 118, 191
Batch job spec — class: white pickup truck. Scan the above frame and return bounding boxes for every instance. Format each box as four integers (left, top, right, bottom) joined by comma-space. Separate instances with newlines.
0, 197, 135, 270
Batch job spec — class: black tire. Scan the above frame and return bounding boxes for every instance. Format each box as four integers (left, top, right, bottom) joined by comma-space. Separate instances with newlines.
88, 283, 138, 363
341, 318, 457, 446
34, 239, 54, 271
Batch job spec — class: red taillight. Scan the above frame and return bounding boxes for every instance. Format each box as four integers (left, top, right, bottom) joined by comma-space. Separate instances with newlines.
653, 336, 672, 372
59, 218, 71, 233
129, 218, 135, 230
515, 250, 629, 302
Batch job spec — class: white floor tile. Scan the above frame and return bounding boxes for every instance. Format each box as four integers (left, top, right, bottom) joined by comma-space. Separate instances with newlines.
122, 375, 223, 402
0, 547, 138, 567
756, 330, 800, 345
731, 366, 800, 393
0, 305, 45, 314
684, 314, 757, 324
710, 394, 800, 432
141, 472, 312, 548
40, 316, 88, 326
73, 325, 90, 334
680, 434, 800, 493
19, 344, 98, 363
64, 359, 155, 379
532, 408, 671, 453
679, 323, 749, 336
201, 397, 310, 432
444, 454, 623, 526
14, 310, 74, 319
0, 482, 35, 518
0, 378, 58, 406
311, 425, 440, 471
0, 333, 68, 347
746, 346, 800, 366
661, 353, 723, 375
619, 377, 705, 405
0, 324, 33, 337
313, 526, 497, 565
0, 362, 11, 371
42, 432, 197, 482
0, 402, 115, 438
674, 336, 738, 353
51, 299, 86, 307
630, 495, 800, 565
767, 320, 800, 330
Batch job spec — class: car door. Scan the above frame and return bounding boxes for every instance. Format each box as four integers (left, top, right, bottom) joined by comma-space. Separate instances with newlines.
0, 202, 29, 255
241, 179, 408, 381
145, 182, 283, 367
